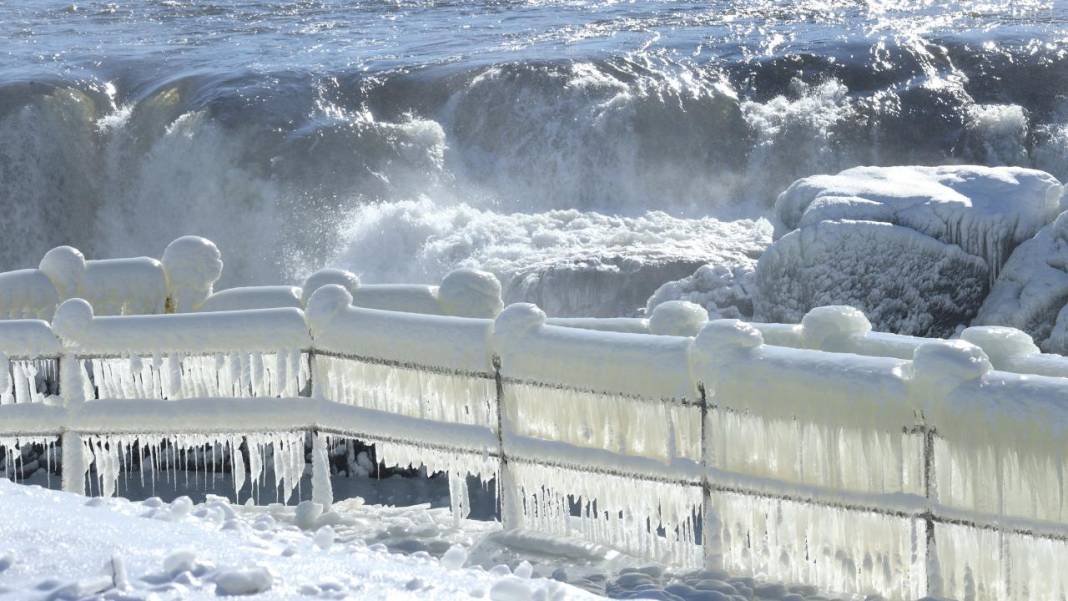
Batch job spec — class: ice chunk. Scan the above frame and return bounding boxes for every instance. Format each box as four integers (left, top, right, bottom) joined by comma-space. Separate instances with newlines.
755, 220, 989, 337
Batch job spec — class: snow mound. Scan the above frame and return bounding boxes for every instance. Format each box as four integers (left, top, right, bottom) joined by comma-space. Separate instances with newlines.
776, 165, 1064, 278
973, 211, 1068, 352
755, 220, 989, 337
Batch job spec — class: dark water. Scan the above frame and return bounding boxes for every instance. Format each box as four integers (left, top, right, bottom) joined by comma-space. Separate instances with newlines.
0, 0, 1065, 285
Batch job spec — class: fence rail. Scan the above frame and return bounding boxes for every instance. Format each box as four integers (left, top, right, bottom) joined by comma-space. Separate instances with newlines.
1, 289, 1068, 600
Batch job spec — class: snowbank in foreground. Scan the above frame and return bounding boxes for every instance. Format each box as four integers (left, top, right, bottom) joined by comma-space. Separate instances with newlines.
0, 480, 592, 601
328, 199, 771, 317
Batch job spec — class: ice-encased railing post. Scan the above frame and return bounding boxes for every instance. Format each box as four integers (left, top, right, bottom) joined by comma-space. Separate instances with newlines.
311, 431, 332, 508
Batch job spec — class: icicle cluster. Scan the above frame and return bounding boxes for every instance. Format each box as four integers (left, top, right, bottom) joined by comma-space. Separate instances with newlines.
936, 522, 1068, 601
507, 383, 701, 464
0, 355, 56, 405
366, 437, 498, 521
80, 431, 307, 504
714, 492, 925, 600
0, 436, 56, 485
511, 462, 703, 567
86, 350, 307, 400
710, 410, 924, 495
933, 438, 1068, 524
317, 356, 496, 428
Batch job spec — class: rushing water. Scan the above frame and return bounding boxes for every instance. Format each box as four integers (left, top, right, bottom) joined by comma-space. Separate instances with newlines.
0, 0, 1065, 286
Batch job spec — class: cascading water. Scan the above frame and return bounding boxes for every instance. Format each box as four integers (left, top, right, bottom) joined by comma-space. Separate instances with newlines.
0, 1, 1065, 317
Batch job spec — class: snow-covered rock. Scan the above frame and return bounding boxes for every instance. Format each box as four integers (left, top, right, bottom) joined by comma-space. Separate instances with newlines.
758, 166, 1062, 337
973, 211, 1068, 352
775, 165, 1063, 278
755, 220, 989, 337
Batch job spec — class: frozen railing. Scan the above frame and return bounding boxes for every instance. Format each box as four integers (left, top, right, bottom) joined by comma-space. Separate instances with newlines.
2, 289, 1068, 600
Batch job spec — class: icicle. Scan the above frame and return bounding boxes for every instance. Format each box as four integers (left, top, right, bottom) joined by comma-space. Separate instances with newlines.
0, 353, 10, 403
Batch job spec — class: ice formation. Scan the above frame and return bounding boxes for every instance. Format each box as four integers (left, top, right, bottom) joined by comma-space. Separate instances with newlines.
301, 267, 360, 305
755, 220, 990, 337
307, 285, 494, 375
936, 523, 1068, 601
0, 269, 60, 320
774, 165, 1064, 278
160, 235, 224, 312
510, 462, 703, 567
436, 269, 504, 319
317, 356, 496, 428
0, 436, 55, 484
354, 436, 498, 521
760, 165, 1064, 337
646, 301, 708, 337
973, 211, 1068, 352
76, 432, 306, 504
694, 320, 921, 495
40, 246, 170, 315
713, 492, 926, 600
197, 285, 303, 313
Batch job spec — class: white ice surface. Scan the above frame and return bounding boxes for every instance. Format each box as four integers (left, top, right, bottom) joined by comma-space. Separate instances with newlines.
0, 480, 595, 601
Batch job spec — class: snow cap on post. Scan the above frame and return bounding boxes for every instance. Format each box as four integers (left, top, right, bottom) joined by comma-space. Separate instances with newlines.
910, 339, 991, 402
800, 305, 872, 351
161, 236, 223, 312
39, 245, 86, 300
649, 300, 708, 337
301, 268, 360, 306
492, 303, 546, 349
693, 319, 763, 357
438, 268, 503, 318
960, 326, 1039, 370
305, 284, 353, 339
52, 298, 94, 347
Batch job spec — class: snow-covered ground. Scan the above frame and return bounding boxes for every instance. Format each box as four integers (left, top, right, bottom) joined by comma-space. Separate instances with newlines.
0, 477, 854, 601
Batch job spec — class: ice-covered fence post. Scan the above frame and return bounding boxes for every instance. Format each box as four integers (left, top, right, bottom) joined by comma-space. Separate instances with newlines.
491, 303, 548, 529
691, 319, 764, 570
437, 269, 504, 318
799, 305, 872, 353
305, 284, 354, 400
53, 298, 94, 495
161, 236, 223, 313
908, 339, 992, 597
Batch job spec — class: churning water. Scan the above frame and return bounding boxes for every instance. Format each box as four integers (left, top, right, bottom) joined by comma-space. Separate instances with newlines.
0, 0, 1065, 287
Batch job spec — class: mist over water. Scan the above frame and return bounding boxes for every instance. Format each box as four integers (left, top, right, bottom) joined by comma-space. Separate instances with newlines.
0, 0, 1065, 287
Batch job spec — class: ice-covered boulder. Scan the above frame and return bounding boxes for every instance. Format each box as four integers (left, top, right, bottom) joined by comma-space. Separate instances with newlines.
755, 220, 989, 337
776, 165, 1063, 278
973, 211, 1068, 352
759, 165, 1063, 337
